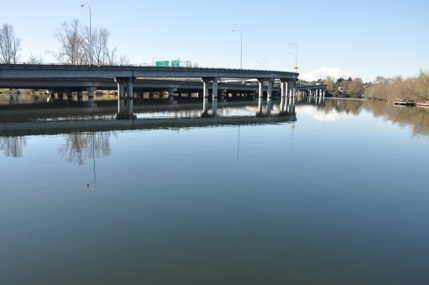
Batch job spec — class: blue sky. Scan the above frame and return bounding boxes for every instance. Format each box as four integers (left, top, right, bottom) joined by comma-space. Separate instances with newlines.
2, 0, 428, 82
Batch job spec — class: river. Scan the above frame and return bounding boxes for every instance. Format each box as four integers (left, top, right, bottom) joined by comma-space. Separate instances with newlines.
1, 98, 429, 284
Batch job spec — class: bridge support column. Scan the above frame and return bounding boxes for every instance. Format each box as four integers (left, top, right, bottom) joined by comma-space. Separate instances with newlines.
87, 87, 96, 107
66, 89, 73, 104
280, 81, 288, 114
115, 77, 135, 119
219, 90, 226, 102
118, 81, 125, 114
201, 78, 210, 117
77, 90, 83, 103
47, 89, 55, 102
250, 92, 256, 101
292, 80, 296, 99
58, 90, 64, 102
266, 80, 273, 116
257, 79, 264, 116
289, 94, 296, 114
212, 80, 218, 115
127, 79, 134, 116
168, 89, 177, 104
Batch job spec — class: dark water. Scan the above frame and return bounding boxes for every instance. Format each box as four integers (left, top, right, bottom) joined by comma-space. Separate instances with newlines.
1, 99, 429, 284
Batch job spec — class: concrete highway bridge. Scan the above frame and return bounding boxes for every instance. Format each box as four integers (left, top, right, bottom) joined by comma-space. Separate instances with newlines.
0, 64, 326, 118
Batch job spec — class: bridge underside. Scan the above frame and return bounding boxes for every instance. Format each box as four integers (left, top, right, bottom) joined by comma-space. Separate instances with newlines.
0, 64, 326, 119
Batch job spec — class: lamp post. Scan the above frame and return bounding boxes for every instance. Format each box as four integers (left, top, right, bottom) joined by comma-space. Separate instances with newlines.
262, 58, 267, 70
289, 43, 298, 71
289, 52, 295, 71
81, 4, 92, 66
232, 30, 242, 69
255, 60, 262, 69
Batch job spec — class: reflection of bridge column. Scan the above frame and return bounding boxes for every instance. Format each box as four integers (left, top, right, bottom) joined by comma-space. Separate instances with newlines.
212, 79, 218, 115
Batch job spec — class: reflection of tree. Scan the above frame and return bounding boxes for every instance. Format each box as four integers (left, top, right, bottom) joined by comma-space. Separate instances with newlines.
0, 136, 27, 157
59, 131, 114, 165
324, 99, 363, 115
323, 99, 429, 139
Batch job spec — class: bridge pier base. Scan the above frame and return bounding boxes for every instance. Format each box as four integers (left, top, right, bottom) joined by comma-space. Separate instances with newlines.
77, 90, 83, 103
201, 78, 210, 117
169, 89, 177, 105
212, 80, 218, 115
279, 81, 289, 115
86, 87, 97, 107
219, 90, 227, 102
266, 80, 273, 116
115, 77, 135, 119
257, 79, 264, 116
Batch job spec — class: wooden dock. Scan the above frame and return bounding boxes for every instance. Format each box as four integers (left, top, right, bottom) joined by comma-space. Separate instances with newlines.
393, 101, 415, 106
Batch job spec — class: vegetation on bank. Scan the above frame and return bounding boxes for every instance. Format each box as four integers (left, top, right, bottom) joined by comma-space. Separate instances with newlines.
363, 70, 429, 103
304, 70, 429, 103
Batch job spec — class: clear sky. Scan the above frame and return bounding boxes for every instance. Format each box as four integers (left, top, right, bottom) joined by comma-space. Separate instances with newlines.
2, 0, 428, 82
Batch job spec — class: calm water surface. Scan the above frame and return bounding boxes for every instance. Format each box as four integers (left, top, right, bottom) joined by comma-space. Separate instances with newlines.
1, 99, 429, 284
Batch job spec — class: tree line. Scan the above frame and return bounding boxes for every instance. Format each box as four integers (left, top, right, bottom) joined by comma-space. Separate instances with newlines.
316, 70, 429, 103
363, 71, 429, 103
321, 76, 365, 97
0, 20, 128, 65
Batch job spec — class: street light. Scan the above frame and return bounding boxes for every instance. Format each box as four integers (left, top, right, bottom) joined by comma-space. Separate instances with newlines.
262, 58, 267, 70
81, 4, 92, 66
289, 43, 298, 71
255, 60, 262, 69
232, 30, 242, 69
289, 52, 295, 71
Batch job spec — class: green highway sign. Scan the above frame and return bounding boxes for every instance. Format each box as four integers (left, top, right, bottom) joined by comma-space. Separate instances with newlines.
156, 61, 170, 67
171, 60, 180, 67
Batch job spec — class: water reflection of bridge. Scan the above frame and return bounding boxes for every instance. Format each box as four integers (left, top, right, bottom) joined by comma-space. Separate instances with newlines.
0, 109, 296, 137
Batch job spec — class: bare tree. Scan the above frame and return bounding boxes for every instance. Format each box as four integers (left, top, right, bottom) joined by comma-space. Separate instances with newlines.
47, 19, 84, 64
119, 53, 130, 65
48, 19, 129, 65
28, 54, 44, 64
90, 27, 118, 65
0, 23, 21, 64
